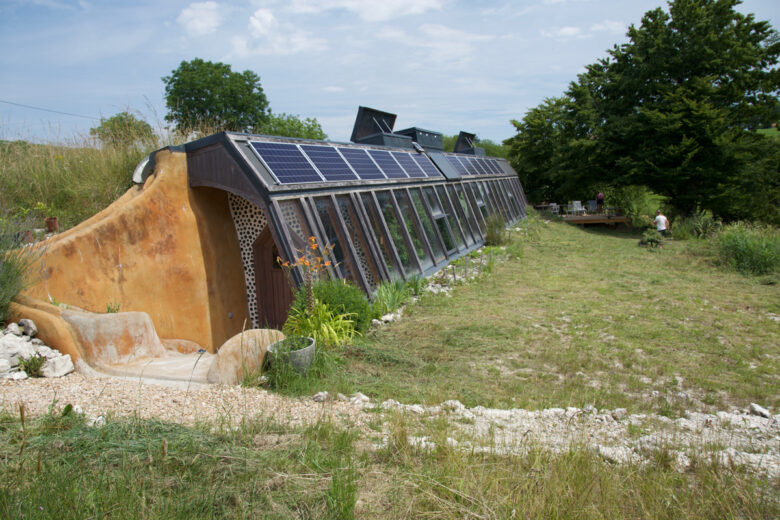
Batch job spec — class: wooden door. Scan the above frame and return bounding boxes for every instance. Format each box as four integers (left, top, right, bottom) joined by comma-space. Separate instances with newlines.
253, 228, 294, 329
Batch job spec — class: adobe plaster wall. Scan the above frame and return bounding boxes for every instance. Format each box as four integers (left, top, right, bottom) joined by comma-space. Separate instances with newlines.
13, 148, 250, 362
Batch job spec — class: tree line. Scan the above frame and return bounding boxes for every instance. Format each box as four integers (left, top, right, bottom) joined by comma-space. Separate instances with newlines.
504, 0, 779, 224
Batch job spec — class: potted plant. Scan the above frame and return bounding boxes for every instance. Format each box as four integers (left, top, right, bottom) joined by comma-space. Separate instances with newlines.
267, 336, 316, 374
45, 216, 58, 233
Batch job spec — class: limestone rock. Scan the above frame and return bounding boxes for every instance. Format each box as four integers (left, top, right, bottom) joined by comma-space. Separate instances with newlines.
313, 391, 329, 402
207, 329, 284, 385
3, 371, 28, 381
749, 403, 771, 419
611, 408, 628, 421
0, 358, 10, 374
0, 334, 37, 365
18, 319, 37, 338
4, 323, 22, 336
41, 354, 75, 378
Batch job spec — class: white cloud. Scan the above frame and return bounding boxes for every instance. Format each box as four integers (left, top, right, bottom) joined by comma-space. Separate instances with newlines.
177, 1, 224, 36
230, 7, 326, 56
323, 86, 345, 93
377, 23, 492, 67
288, 0, 446, 22
590, 20, 625, 34
540, 26, 586, 39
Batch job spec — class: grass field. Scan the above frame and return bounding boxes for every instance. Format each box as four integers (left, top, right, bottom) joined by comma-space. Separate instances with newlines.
311, 218, 778, 417
1, 215, 777, 518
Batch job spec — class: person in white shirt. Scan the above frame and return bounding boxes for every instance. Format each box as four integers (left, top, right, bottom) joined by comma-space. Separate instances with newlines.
654, 210, 670, 236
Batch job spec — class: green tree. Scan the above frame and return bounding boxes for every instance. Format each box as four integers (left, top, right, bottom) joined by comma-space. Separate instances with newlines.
507, 0, 780, 221
163, 58, 269, 132
259, 113, 327, 140
89, 112, 154, 148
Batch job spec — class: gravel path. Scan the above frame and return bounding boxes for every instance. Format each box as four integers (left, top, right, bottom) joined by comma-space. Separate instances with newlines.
2, 373, 778, 478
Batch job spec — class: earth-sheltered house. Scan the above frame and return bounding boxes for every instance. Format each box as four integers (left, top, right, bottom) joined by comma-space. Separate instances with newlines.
10, 107, 527, 382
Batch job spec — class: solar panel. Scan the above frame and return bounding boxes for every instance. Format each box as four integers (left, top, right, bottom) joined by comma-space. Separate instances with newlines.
251, 142, 323, 184
470, 157, 489, 175
490, 159, 506, 174
300, 145, 357, 181
391, 152, 426, 178
486, 158, 502, 174
476, 158, 493, 175
460, 156, 479, 175
368, 150, 407, 178
338, 148, 385, 180
446, 155, 468, 176
412, 154, 442, 178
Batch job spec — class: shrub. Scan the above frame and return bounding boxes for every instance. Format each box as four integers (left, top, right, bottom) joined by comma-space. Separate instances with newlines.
372, 280, 409, 317
641, 229, 663, 249
261, 343, 342, 392
673, 214, 721, 240
716, 223, 780, 275
282, 300, 357, 350
485, 213, 507, 246
291, 279, 372, 334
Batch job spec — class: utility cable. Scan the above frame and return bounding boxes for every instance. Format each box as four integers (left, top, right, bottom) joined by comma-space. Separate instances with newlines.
0, 98, 99, 120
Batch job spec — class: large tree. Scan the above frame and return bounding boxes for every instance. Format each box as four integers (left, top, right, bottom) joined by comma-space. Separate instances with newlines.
507, 0, 780, 221
163, 59, 269, 132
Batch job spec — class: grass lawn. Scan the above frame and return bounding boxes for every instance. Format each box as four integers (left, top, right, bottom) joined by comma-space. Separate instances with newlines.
1, 215, 777, 518
323, 217, 779, 417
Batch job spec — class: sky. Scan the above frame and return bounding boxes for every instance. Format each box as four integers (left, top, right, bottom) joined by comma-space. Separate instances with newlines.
1, 0, 778, 145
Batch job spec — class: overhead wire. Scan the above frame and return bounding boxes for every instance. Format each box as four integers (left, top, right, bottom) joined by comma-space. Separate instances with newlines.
0, 99, 99, 120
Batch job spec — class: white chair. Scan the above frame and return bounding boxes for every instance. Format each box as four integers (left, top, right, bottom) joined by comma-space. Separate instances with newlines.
571, 201, 585, 215
549, 202, 559, 214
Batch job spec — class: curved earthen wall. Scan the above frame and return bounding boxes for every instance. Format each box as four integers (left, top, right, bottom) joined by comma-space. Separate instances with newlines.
18, 149, 250, 354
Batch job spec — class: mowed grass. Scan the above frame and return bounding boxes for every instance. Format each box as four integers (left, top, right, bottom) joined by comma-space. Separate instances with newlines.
332, 217, 779, 415
1, 407, 776, 519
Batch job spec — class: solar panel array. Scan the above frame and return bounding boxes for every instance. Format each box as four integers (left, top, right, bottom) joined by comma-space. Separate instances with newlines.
445, 154, 505, 176
250, 141, 445, 185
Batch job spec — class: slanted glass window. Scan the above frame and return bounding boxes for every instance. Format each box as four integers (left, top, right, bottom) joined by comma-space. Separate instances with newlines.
375, 191, 419, 276
448, 185, 476, 246
335, 195, 380, 291
436, 185, 466, 250
278, 200, 314, 251
409, 188, 445, 262
360, 193, 402, 280
314, 197, 361, 287
424, 186, 460, 253
393, 190, 435, 271
470, 183, 489, 220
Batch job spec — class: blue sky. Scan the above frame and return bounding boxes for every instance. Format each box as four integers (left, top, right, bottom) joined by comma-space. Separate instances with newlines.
1, 0, 777, 144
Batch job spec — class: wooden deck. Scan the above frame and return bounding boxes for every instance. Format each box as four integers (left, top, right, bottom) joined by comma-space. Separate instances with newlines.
562, 214, 632, 226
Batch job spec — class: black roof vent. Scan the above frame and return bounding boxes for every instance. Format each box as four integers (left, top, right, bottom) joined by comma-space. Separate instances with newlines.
454, 131, 485, 156
395, 127, 443, 151
350, 106, 413, 149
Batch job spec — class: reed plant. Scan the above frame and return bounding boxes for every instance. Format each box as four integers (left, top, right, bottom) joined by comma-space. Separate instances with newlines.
716, 222, 780, 275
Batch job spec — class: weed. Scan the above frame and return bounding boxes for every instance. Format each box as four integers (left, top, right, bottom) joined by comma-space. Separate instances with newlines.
291, 278, 372, 334
372, 280, 409, 317
405, 274, 428, 296
105, 300, 121, 313
0, 214, 36, 323
18, 354, 45, 377
485, 212, 507, 246
716, 222, 780, 275
283, 300, 357, 350
641, 228, 663, 249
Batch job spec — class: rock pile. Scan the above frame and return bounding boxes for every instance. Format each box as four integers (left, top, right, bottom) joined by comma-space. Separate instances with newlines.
0, 319, 74, 380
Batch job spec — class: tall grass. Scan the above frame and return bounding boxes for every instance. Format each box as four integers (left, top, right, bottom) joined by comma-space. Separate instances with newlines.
0, 215, 36, 323
484, 213, 507, 246
716, 222, 780, 275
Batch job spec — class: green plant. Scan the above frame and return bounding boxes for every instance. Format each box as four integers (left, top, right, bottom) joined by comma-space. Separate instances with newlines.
0, 216, 35, 323
18, 354, 45, 377
484, 213, 507, 246
641, 229, 663, 249
372, 280, 409, 317
290, 279, 372, 334
405, 274, 428, 296
673, 213, 722, 240
105, 300, 121, 313
716, 222, 780, 276
282, 300, 357, 350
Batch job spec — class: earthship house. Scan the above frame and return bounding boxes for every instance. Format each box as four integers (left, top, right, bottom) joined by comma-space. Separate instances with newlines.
10, 107, 527, 383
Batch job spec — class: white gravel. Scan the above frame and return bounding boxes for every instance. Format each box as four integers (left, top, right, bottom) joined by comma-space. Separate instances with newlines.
3, 373, 778, 478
